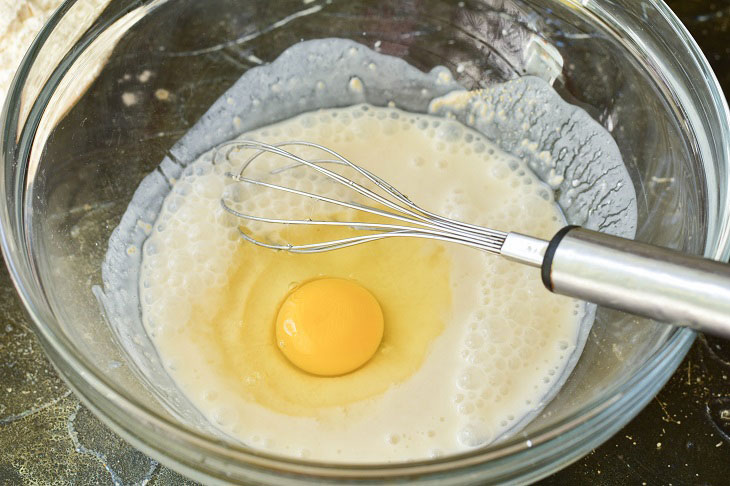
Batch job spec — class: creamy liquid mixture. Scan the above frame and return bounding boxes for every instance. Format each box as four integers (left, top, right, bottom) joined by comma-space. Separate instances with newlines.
139, 104, 583, 462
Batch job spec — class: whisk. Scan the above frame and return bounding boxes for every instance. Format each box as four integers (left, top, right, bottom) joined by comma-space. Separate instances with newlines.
217, 140, 730, 337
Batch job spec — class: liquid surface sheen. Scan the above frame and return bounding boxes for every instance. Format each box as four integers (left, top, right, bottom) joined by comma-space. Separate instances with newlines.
140, 104, 584, 462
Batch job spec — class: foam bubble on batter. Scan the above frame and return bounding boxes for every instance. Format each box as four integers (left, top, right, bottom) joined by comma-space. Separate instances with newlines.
428, 79, 637, 236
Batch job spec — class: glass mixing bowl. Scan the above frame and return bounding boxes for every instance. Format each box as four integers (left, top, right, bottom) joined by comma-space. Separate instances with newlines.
1, 0, 729, 484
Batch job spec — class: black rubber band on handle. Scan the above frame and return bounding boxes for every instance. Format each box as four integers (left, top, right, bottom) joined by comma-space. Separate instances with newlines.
541, 225, 580, 292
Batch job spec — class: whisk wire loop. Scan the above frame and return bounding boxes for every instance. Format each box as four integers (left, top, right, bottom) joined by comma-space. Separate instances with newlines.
215, 140, 508, 253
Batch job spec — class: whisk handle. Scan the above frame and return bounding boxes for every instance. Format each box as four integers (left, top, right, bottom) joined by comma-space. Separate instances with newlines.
539, 227, 730, 337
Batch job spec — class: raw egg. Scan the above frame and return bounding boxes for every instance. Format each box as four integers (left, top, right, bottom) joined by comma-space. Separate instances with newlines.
276, 278, 384, 376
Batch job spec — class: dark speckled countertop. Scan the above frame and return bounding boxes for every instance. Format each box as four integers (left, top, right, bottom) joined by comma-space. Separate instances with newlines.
1, 1, 729, 484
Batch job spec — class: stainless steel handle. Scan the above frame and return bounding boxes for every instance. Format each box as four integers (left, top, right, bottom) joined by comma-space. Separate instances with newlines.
540, 227, 730, 337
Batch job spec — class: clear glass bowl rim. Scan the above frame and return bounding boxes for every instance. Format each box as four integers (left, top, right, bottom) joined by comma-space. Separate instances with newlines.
1, 0, 729, 482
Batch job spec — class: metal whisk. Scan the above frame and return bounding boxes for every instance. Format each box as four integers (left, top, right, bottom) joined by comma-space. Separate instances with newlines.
217, 140, 730, 337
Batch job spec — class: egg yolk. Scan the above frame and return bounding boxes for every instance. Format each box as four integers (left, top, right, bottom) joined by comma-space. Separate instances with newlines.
275, 278, 384, 376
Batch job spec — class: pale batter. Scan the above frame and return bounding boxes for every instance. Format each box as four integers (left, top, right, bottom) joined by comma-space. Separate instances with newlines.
138, 104, 584, 462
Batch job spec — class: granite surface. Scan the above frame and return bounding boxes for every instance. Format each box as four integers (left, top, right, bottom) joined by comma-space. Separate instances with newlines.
1, 0, 730, 484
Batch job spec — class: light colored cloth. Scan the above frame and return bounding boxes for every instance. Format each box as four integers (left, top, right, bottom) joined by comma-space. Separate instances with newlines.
1, 0, 113, 132
0, 0, 64, 108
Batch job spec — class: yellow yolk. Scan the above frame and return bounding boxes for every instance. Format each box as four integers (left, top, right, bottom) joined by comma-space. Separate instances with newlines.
276, 278, 384, 376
